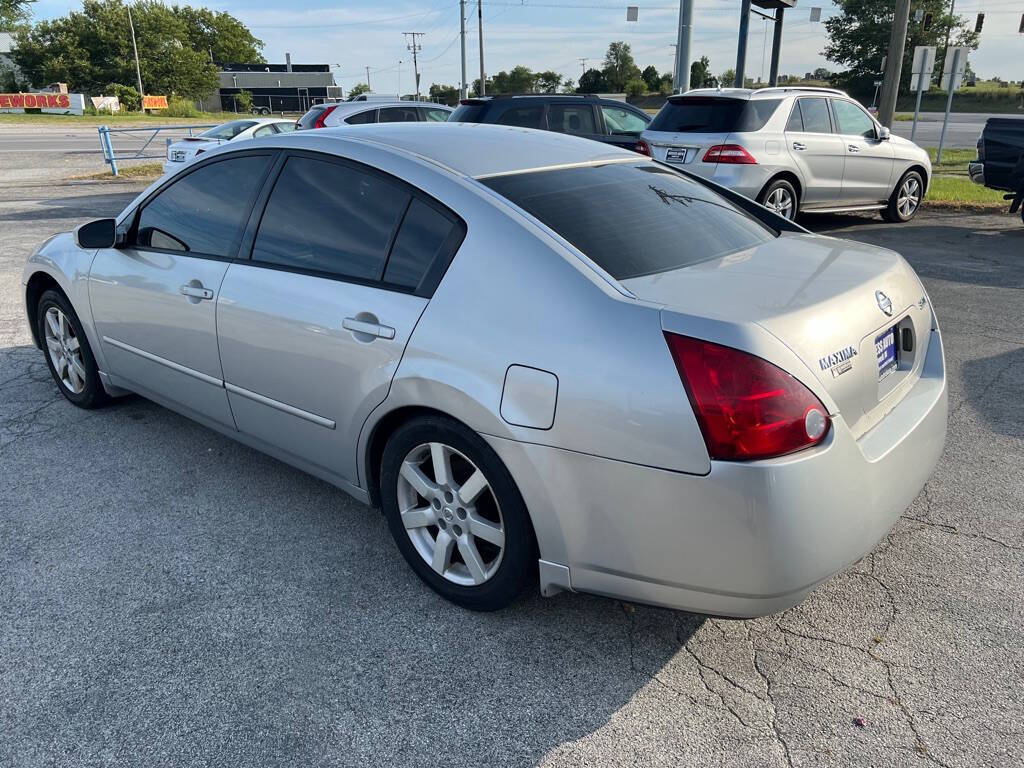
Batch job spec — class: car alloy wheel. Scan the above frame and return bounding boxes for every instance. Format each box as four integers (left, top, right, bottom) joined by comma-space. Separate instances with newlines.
396, 441, 506, 586
897, 176, 922, 218
43, 306, 87, 394
764, 186, 795, 219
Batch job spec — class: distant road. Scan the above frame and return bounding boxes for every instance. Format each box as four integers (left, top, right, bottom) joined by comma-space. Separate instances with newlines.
890, 111, 1024, 149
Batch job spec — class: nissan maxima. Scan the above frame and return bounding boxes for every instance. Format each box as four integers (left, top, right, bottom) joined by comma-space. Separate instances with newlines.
22, 123, 947, 616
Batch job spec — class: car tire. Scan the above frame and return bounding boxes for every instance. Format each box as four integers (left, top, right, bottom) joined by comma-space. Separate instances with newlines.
883, 170, 924, 222
36, 289, 108, 409
379, 414, 535, 611
757, 178, 799, 221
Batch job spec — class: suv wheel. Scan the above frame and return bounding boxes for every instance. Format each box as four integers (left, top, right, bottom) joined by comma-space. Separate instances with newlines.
883, 170, 924, 222
758, 179, 799, 220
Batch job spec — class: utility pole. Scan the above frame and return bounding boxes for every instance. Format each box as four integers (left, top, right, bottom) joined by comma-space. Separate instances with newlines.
477, 0, 485, 96
404, 32, 424, 101
768, 6, 786, 86
878, 0, 911, 127
459, 0, 468, 99
734, 0, 751, 87
365, 66, 372, 92
940, 0, 956, 75
674, 0, 693, 93
126, 4, 145, 110
579, 58, 588, 81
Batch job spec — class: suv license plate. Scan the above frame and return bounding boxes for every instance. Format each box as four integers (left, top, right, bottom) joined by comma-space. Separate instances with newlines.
876, 326, 898, 381
665, 147, 689, 164
171, 150, 186, 162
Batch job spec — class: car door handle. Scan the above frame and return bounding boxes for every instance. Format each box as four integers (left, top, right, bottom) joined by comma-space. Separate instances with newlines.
848, 144, 860, 152
343, 317, 395, 340
792, 142, 806, 151
180, 284, 214, 300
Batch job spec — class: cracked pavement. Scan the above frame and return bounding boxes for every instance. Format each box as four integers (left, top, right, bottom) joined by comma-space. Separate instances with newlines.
1, 165, 1022, 767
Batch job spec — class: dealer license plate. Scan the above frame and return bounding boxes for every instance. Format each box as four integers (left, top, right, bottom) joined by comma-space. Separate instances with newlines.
876, 326, 898, 381
171, 150, 187, 162
665, 147, 690, 164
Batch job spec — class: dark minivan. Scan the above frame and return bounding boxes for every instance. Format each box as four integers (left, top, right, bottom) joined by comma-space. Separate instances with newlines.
448, 94, 651, 153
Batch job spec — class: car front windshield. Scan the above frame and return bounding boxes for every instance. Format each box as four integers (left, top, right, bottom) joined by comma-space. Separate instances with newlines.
482, 161, 777, 280
199, 120, 258, 140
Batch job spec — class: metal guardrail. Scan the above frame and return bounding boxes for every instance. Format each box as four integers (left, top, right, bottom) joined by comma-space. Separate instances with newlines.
98, 124, 217, 176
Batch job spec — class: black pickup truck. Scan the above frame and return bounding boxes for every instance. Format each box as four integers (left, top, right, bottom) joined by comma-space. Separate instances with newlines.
969, 117, 1024, 223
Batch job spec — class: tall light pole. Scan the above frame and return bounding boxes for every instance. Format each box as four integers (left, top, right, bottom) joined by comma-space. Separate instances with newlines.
477, 0, 485, 96
734, 0, 751, 87
878, 0, 911, 127
126, 4, 145, 109
404, 32, 424, 101
459, 0, 468, 99
365, 65, 372, 92
673, 0, 693, 93
397, 59, 403, 97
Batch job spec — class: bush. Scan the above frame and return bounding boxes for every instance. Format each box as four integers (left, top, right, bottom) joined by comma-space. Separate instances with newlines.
625, 79, 646, 97
106, 83, 141, 111
163, 97, 201, 117
236, 90, 254, 113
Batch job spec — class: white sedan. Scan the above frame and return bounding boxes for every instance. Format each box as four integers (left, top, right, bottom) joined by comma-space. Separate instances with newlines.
162, 118, 295, 175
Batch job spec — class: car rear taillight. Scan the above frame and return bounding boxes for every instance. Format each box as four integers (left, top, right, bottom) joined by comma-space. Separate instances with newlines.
702, 144, 757, 164
313, 105, 339, 129
635, 139, 651, 156
664, 333, 830, 461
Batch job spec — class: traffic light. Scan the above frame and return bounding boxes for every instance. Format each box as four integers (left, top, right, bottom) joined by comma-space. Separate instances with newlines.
975, 13, 984, 33
922, 12, 933, 31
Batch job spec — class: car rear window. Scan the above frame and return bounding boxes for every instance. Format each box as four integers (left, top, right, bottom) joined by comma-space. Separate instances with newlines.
649, 97, 781, 133
449, 104, 487, 122
482, 162, 776, 280
199, 120, 258, 140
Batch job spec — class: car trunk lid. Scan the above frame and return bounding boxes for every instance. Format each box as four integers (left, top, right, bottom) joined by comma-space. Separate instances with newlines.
620, 232, 933, 438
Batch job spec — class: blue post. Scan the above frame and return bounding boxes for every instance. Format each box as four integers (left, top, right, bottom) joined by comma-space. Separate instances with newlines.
98, 126, 118, 176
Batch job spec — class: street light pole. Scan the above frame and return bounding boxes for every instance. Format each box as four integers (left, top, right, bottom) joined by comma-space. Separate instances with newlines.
673, 0, 693, 93
734, 0, 751, 87
460, 0, 468, 99
477, 0, 485, 96
878, 0, 911, 127
126, 5, 145, 110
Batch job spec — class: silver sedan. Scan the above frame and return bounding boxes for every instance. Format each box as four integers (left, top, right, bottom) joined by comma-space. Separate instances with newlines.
22, 123, 947, 616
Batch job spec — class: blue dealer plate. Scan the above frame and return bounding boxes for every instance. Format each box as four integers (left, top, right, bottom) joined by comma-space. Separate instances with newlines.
876, 326, 898, 381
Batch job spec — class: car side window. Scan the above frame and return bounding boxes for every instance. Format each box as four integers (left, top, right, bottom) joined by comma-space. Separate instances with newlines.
549, 104, 597, 135
135, 155, 271, 256
497, 106, 545, 129
795, 98, 832, 133
601, 105, 648, 134
831, 99, 876, 139
274, 122, 296, 133
251, 156, 410, 281
785, 103, 803, 132
379, 106, 420, 123
383, 199, 458, 289
345, 109, 376, 125
421, 107, 450, 122
252, 125, 276, 138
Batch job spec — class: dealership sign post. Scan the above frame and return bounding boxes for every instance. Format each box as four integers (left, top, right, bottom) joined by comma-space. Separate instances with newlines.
0, 93, 86, 115
908, 45, 936, 144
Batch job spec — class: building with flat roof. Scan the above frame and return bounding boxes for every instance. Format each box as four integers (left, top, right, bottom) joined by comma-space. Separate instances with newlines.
201, 56, 342, 114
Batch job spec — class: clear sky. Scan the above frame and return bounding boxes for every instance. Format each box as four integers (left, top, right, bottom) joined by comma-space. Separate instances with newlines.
27, 0, 1024, 96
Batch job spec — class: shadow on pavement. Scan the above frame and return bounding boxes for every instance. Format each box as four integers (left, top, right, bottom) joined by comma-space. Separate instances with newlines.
0, 188, 141, 223
962, 346, 1024, 438
0, 342, 705, 766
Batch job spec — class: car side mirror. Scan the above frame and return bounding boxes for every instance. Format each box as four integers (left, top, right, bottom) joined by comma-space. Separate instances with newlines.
877, 126, 891, 141
74, 218, 116, 249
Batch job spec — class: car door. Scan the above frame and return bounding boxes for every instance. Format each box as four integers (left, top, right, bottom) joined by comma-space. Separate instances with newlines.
598, 103, 650, 151
419, 106, 451, 122
547, 102, 604, 144
783, 97, 846, 207
216, 152, 465, 486
830, 98, 895, 204
88, 152, 274, 427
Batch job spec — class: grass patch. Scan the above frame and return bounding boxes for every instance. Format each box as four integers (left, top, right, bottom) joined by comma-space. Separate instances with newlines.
69, 162, 163, 182
0, 111, 295, 126
925, 147, 976, 176
924, 175, 1007, 208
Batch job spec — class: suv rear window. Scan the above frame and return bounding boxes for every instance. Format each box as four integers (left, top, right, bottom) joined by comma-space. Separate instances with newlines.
449, 104, 487, 122
482, 162, 776, 280
649, 97, 781, 133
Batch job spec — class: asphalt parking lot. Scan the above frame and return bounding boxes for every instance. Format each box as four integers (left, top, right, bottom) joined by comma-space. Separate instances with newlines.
1, 153, 1022, 766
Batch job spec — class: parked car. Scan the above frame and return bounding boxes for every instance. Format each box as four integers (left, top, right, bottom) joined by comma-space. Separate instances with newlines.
162, 118, 295, 175
642, 87, 932, 222
23, 124, 947, 617
969, 117, 1024, 224
448, 94, 651, 153
296, 101, 452, 129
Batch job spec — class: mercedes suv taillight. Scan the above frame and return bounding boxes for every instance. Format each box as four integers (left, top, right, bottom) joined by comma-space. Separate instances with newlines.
702, 144, 757, 164
664, 333, 830, 461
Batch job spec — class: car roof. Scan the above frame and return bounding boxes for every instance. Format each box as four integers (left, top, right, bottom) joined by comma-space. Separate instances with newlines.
320, 101, 452, 116
296, 122, 638, 179
460, 94, 638, 108
676, 86, 848, 101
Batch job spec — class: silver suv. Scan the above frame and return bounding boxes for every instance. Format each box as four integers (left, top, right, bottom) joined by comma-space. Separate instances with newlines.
641, 87, 931, 222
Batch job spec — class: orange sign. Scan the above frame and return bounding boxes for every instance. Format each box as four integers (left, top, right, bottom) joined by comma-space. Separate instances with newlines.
0, 93, 71, 109
143, 95, 169, 110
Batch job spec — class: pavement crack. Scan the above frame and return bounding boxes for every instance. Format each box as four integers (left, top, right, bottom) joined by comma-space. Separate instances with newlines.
747, 625, 795, 768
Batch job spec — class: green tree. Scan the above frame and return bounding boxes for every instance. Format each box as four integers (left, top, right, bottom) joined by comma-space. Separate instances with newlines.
428, 83, 459, 104
690, 55, 714, 88
534, 70, 564, 93
625, 78, 645, 97
106, 82, 140, 110
12, 0, 258, 99
824, 0, 978, 97
601, 41, 640, 92
490, 65, 536, 94
235, 89, 253, 112
578, 68, 607, 93
641, 64, 660, 92
720, 68, 736, 87
174, 5, 264, 64
0, 0, 33, 26
348, 82, 370, 98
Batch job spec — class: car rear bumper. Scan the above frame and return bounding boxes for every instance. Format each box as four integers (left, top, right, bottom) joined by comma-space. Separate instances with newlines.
486, 327, 947, 617
968, 161, 985, 186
